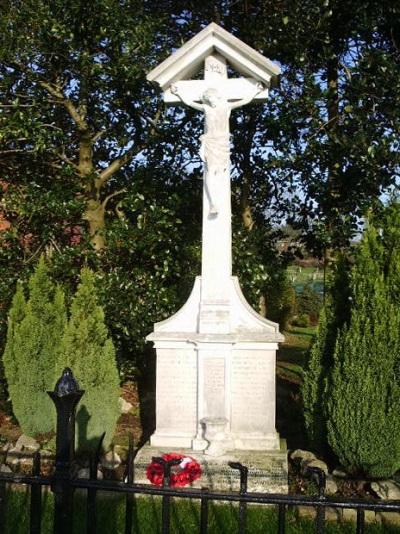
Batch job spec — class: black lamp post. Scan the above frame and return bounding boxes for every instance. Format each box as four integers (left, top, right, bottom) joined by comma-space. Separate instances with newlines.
48, 368, 84, 534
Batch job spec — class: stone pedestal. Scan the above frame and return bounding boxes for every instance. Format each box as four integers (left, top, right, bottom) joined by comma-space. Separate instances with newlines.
147, 276, 284, 456
134, 443, 288, 493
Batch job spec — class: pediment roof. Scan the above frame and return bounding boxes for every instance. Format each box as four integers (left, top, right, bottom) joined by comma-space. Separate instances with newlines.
147, 22, 280, 90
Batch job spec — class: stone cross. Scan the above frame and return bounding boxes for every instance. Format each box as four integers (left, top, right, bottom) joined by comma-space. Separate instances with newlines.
145, 24, 285, 461
168, 53, 264, 330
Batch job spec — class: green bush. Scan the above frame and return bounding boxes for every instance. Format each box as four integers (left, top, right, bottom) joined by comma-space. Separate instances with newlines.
59, 268, 120, 450
326, 221, 400, 477
292, 313, 310, 328
265, 274, 296, 330
303, 203, 400, 475
302, 307, 329, 450
302, 254, 353, 453
296, 283, 322, 324
3, 257, 66, 435
3, 260, 120, 448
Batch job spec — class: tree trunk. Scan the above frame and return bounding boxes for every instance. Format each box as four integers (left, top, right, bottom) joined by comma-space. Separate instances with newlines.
83, 199, 105, 251
326, 54, 339, 197
258, 294, 267, 318
238, 110, 263, 311
240, 172, 254, 230
77, 132, 107, 251
323, 4, 340, 278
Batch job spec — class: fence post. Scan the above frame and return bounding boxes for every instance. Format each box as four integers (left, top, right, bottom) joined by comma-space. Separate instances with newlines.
30, 451, 42, 534
152, 456, 181, 534
48, 368, 84, 534
228, 462, 248, 534
87, 432, 105, 534
124, 434, 134, 534
199, 486, 209, 534
0, 476, 6, 534
307, 467, 326, 534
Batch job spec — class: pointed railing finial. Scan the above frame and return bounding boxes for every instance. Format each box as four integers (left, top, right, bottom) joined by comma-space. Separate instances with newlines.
54, 367, 80, 397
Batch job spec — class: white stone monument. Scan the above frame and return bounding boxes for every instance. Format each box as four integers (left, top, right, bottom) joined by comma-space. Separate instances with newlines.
136, 23, 287, 492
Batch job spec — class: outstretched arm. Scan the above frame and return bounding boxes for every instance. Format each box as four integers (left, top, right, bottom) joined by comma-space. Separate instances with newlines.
171, 84, 204, 112
229, 82, 265, 110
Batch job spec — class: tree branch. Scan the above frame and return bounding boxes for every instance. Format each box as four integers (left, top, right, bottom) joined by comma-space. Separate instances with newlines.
38, 80, 89, 132
55, 150, 80, 171
307, 115, 340, 142
0, 104, 35, 108
96, 143, 144, 189
0, 149, 36, 155
339, 61, 352, 82
92, 129, 108, 143
102, 188, 127, 208
139, 110, 162, 135
40, 123, 63, 131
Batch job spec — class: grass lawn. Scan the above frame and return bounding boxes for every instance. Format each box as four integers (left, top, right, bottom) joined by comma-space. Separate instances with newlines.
278, 325, 317, 383
4, 490, 399, 533
287, 266, 324, 295
276, 325, 316, 451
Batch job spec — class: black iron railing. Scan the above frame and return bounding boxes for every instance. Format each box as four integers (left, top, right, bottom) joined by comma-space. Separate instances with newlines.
0, 369, 398, 534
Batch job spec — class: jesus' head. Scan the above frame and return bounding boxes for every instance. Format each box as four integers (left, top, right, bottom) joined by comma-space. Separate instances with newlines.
201, 88, 224, 108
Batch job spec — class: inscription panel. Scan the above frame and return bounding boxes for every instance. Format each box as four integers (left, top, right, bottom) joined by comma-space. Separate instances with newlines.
203, 357, 225, 418
156, 349, 197, 434
231, 350, 275, 434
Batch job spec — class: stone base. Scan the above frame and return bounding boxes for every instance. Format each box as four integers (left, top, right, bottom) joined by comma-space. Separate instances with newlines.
150, 430, 281, 452
134, 440, 288, 493
150, 433, 193, 448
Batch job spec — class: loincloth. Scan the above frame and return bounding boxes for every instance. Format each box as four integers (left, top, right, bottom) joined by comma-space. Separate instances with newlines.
200, 134, 230, 171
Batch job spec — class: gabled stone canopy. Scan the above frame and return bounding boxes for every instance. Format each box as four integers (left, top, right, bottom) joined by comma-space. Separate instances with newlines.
147, 22, 281, 92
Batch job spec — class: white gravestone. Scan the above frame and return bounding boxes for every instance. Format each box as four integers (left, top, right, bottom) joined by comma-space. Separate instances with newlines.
140, 24, 287, 488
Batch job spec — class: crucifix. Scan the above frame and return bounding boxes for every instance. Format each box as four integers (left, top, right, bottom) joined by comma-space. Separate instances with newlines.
171, 55, 263, 216
168, 53, 264, 331
145, 24, 285, 464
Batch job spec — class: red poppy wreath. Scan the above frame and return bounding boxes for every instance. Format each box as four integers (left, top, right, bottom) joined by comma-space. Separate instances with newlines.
146, 453, 202, 488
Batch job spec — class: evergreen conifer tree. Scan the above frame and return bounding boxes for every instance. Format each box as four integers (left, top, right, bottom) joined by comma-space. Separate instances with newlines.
3, 284, 27, 387
327, 215, 400, 477
59, 268, 120, 450
302, 306, 330, 449
302, 255, 351, 451
3, 257, 66, 435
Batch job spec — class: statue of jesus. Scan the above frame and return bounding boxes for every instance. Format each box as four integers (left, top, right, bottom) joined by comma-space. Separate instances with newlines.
171, 83, 264, 214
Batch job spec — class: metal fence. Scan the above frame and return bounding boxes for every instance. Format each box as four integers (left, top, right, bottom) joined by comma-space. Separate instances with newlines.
0, 368, 399, 534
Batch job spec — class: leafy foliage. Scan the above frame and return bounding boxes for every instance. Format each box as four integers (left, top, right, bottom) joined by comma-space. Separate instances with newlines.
292, 313, 310, 328
222, 0, 400, 253
232, 221, 291, 313
1, 1, 399, 390
302, 306, 330, 449
0, 0, 202, 381
3, 260, 120, 448
264, 273, 296, 330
